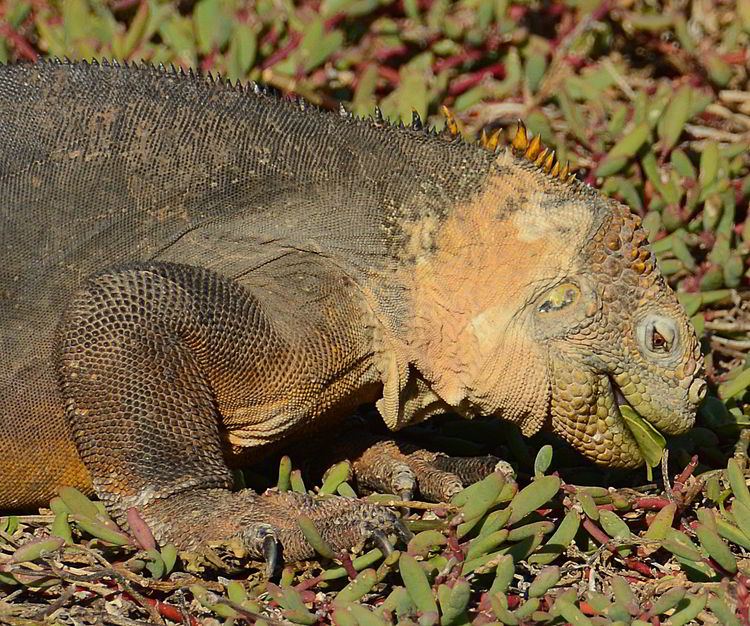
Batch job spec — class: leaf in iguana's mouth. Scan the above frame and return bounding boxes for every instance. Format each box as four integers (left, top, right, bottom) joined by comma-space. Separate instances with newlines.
618, 404, 666, 480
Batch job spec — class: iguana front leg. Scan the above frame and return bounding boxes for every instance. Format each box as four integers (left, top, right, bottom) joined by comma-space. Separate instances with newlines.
58, 261, 405, 564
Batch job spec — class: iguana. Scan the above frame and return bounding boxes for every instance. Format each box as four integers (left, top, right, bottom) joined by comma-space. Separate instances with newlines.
1, 59, 706, 564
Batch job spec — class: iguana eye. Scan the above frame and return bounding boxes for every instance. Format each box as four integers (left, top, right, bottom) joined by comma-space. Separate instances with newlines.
637, 315, 678, 357
649, 321, 674, 353
538, 282, 580, 313
652, 328, 667, 350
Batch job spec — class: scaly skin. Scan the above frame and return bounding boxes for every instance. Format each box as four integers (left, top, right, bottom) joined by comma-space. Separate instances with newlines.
0, 60, 705, 562
548, 203, 704, 466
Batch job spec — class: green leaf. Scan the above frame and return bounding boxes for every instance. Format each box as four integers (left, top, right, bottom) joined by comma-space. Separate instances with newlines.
618, 404, 666, 472
11, 536, 65, 563
576, 489, 599, 521
643, 503, 676, 541
642, 151, 680, 204
715, 513, 750, 550
528, 566, 561, 598
595, 155, 628, 178
670, 236, 696, 270
666, 593, 708, 626
658, 85, 692, 153
695, 524, 736, 573
194, 0, 232, 54
507, 476, 561, 526
438, 579, 470, 625
528, 509, 581, 566
670, 149, 697, 179
466, 529, 509, 561
533, 445, 553, 477
159, 14, 197, 67
554, 598, 594, 626
488, 555, 515, 595
320, 461, 352, 495
322, 548, 385, 580
120, 0, 149, 58
489, 592, 519, 625
297, 515, 335, 559
704, 54, 732, 87
334, 569, 378, 605
699, 141, 720, 188
227, 22, 257, 81
525, 51, 547, 94
58, 486, 100, 520
452, 471, 506, 537
51, 511, 73, 546
399, 553, 438, 619
663, 527, 703, 561
145, 549, 166, 579
69, 515, 132, 546
727, 458, 750, 510
608, 121, 651, 160
161, 544, 177, 575
290, 469, 307, 494
719, 368, 750, 400
278, 456, 292, 492
649, 587, 686, 615
352, 64, 378, 118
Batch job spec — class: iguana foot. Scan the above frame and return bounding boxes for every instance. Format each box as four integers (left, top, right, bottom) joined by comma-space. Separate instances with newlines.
314, 435, 513, 502
135, 488, 410, 572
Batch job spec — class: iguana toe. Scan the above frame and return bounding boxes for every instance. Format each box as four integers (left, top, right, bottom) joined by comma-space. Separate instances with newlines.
344, 438, 508, 502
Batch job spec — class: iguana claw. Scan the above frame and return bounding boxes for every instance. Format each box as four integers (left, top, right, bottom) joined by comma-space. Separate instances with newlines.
394, 518, 414, 545
263, 534, 280, 578
369, 529, 394, 557
398, 489, 413, 502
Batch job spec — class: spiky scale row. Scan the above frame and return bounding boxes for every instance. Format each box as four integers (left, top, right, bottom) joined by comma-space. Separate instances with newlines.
440, 105, 461, 140
436, 104, 574, 184
510, 122, 573, 183
411, 110, 423, 131
480, 127, 502, 151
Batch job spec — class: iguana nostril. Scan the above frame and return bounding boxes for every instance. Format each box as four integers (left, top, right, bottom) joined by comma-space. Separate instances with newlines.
689, 379, 707, 404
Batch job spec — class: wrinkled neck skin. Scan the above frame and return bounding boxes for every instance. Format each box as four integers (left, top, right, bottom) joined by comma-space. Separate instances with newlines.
373, 150, 705, 468
375, 151, 597, 431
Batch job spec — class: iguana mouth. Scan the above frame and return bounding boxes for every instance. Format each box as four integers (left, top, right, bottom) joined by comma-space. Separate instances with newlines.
610, 378, 631, 415
609, 375, 665, 464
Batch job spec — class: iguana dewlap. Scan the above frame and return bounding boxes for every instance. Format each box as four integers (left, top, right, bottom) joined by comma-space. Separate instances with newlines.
0, 60, 705, 558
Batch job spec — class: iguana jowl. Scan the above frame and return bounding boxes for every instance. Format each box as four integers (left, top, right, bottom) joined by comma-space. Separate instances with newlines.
1, 60, 706, 561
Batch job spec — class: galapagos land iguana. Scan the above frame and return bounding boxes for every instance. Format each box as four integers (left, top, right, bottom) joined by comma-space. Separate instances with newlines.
0, 59, 707, 563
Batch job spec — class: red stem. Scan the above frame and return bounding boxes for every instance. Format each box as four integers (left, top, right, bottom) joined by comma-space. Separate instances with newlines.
434, 50, 483, 73
448, 63, 505, 95
0, 23, 37, 61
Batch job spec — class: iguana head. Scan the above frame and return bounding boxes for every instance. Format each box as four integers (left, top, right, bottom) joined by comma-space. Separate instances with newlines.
539, 201, 705, 467
405, 124, 705, 468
